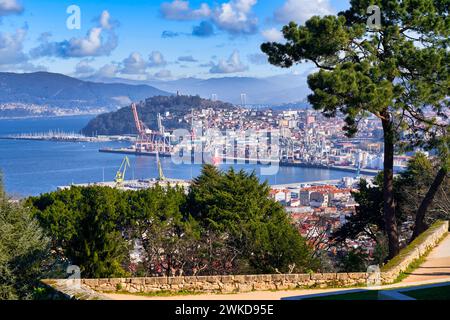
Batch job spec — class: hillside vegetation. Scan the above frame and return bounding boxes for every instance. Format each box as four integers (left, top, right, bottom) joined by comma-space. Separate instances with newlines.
27, 165, 318, 278
82, 95, 235, 136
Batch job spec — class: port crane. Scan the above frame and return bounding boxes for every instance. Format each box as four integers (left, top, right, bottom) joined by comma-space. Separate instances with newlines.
156, 148, 166, 181
131, 103, 172, 154
115, 156, 130, 185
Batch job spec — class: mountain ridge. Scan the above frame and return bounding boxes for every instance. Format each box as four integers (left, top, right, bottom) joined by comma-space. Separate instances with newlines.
0, 72, 171, 117
81, 73, 312, 105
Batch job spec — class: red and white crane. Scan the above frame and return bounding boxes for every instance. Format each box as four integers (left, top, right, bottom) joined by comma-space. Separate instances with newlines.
131, 103, 172, 154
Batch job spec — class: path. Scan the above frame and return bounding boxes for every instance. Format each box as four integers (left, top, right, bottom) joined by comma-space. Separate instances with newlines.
402, 234, 450, 283
104, 288, 354, 301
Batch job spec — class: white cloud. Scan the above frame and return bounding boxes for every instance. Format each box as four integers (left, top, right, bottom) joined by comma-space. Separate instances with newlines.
148, 51, 167, 68
95, 63, 119, 78
160, 0, 210, 20
210, 50, 248, 74
121, 52, 147, 74
31, 10, 118, 58
261, 28, 284, 42
74, 59, 95, 75
0, 27, 27, 65
274, 0, 334, 24
0, 0, 23, 16
69, 28, 104, 56
160, 0, 258, 36
154, 69, 172, 79
79, 50, 170, 79
212, 0, 258, 35
99, 10, 113, 29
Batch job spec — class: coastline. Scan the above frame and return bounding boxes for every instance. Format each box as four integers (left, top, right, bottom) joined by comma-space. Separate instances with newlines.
0, 113, 99, 121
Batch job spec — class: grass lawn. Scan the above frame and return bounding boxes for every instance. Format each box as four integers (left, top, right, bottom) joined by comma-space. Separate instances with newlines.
404, 285, 450, 300
306, 285, 450, 300
305, 290, 379, 300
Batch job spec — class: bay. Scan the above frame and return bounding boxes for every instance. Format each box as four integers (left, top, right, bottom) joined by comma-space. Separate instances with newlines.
0, 116, 353, 197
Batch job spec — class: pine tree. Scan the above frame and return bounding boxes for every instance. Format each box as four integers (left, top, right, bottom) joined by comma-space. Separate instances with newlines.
262, 1, 448, 258
0, 174, 50, 300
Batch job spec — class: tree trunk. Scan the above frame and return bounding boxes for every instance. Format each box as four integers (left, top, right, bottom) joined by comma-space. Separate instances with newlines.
411, 167, 448, 241
382, 115, 400, 259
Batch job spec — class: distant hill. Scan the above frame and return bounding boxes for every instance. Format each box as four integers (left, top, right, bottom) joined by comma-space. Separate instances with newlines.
82, 73, 311, 105
82, 95, 235, 136
0, 72, 171, 116
148, 75, 311, 105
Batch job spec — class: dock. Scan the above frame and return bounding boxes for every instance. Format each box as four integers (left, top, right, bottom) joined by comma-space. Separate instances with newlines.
99, 147, 380, 175
99, 148, 172, 158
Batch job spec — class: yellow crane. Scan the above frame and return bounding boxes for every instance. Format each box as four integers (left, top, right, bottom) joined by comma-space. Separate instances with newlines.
115, 156, 130, 185
156, 151, 166, 181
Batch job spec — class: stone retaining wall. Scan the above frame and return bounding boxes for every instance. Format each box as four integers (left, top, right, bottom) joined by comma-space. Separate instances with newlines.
44, 220, 449, 298
41, 279, 111, 300
381, 220, 449, 283
82, 272, 369, 294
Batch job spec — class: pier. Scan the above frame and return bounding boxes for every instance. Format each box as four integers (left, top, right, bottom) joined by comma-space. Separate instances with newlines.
279, 162, 380, 175
1, 131, 134, 143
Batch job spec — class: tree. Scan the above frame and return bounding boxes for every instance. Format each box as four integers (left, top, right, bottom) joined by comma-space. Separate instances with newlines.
185, 165, 318, 274
28, 186, 130, 278
332, 174, 405, 245
398, 151, 449, 240
334, 153, 449, 248
0, 173, 51, 300
126, 185, 200, 277
337, 249, 369, 273
262, 1, 448, 258
333, 177, 385, 244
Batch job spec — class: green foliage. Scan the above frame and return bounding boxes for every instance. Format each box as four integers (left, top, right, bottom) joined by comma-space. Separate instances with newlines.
262, 1, 448, 138
82, 95, 235, 136
186, 165, 319, 274
403, 285, 450, 300
28, 186, 131, 278
333, 152, 448, 246
337, 249, 369, 273
28, 165, 318, 278
397, 152, 450, 224
332, 174, 405, 242
262, 0, 449, 258
0, 174, 51, 300
381, 220, 447, 272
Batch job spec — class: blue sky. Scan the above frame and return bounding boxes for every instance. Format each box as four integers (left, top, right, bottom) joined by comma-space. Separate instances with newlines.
0, 0, 350, 80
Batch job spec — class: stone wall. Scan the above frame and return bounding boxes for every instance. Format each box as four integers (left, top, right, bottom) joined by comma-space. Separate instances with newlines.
44, 220, 449, 298
82, 272, 369, 294
381, 220, 449, 283
41, 279, 111, 300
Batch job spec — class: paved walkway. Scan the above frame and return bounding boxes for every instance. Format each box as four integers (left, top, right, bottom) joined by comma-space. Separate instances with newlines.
105, 235, 450, 300
104, 277, 450, 300
402, 235, 450, 283
104, 288, 352, 301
